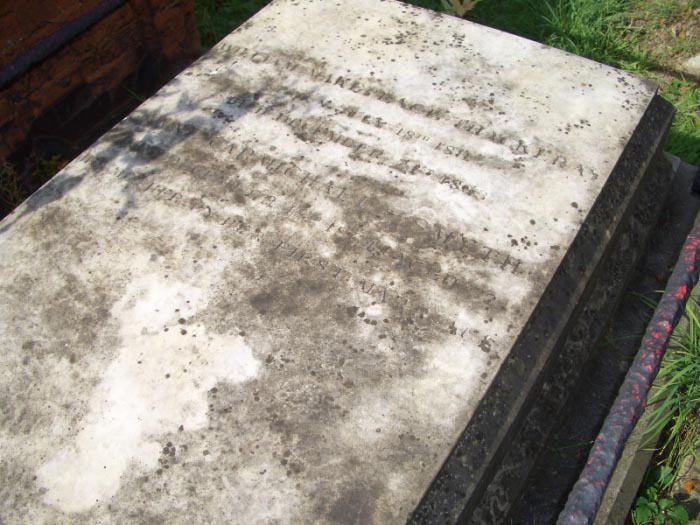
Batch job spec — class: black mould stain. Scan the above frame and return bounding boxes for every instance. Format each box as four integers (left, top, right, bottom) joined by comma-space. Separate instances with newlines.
327, 481, 381, 524
249, 291, 274, 316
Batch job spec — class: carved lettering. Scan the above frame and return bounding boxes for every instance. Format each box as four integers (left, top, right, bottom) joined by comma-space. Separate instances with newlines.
455, 119, 485, 136
552, 155, 567, 168
500, 255, 522, 274
512, 140, 528, 155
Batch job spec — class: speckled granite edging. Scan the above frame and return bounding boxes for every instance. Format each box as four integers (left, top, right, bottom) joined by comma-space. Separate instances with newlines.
593, 158, 700, 525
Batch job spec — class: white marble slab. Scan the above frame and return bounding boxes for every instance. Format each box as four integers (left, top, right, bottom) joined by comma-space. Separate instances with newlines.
0, 0, 657, 523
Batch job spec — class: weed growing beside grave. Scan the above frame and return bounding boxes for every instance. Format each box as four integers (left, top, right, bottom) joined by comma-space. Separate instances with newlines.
632, 465, 688, 525
633, 297, 700, 524
647, 300, 700, 470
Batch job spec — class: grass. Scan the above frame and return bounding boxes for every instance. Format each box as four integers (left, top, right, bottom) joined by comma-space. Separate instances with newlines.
662, 80, 700, 166
646, 298, 700, 478
634, 0, 700, 62
625, 0, 700, 165
629, 297, 700, 525
195, 0, 270, 47
473, 0, 645, 70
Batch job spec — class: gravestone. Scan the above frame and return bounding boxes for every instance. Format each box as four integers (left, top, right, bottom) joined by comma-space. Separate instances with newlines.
0, 0, 674, 523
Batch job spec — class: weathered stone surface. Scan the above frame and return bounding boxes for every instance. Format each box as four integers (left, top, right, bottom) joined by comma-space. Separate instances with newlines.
0, 1, 669, 523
